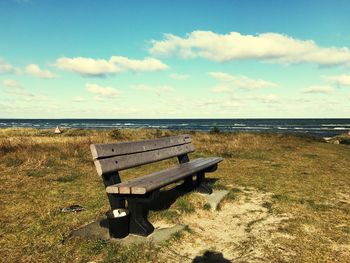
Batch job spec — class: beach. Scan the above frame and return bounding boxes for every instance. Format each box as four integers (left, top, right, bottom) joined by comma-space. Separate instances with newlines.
0, 128, 349, 262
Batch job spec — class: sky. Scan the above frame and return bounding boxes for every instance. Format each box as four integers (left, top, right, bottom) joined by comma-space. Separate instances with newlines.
0, 0, 350, 118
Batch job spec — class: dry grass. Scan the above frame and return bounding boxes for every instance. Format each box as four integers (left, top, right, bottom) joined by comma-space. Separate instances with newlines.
0, 128, 349, 262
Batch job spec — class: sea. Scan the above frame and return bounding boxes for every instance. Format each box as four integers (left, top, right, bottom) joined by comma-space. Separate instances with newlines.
0, 119, 349, 138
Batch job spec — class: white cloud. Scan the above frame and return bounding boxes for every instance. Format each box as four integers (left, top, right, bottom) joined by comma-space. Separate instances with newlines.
110, 56, 169, 72
169, 73, 190, 80
133, 84, 175, 95
212, 85, 232, 93
2, 79, 46, 101
55, 56, 168, 77
209, 71, 278, 91
86, 83, 120, 97
303, 85, 334, 94
0, 59, 20, 74
3, 79, 17, 87
150, 31, 350, 66
2, 79, 29, 96
158, 86, 175, 93
253, 94, 280, 103
322, 74, 350, 86
25, 64, 56, 79
72, 96, 87, 102
56, 57, 121, 76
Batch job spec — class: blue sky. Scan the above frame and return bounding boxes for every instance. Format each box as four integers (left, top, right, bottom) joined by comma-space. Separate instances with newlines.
0, 0, 350, 118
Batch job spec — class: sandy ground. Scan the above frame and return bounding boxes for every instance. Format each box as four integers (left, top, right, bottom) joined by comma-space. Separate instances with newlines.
332, 190, 350, 258
158, 187, 294, 262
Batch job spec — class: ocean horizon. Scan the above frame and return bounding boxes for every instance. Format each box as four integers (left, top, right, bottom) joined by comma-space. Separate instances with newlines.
1, 118, 349, 137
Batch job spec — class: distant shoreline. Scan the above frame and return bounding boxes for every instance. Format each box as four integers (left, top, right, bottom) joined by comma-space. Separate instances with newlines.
1, 118, 349, 137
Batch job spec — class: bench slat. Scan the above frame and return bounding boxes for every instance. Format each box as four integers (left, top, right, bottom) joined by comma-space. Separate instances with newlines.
91, 135, 192, 160
114, 158, 205, 193
106, 157, 223, 194
120, 158, 210, 194
94, 143, 195, 176
132, 157, 222, 194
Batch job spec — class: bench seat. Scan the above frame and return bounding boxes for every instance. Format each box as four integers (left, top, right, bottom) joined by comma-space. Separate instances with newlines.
106, 157, 223, 195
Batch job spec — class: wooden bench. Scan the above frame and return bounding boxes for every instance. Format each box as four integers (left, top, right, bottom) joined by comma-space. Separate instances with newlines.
90, 134, 223, 236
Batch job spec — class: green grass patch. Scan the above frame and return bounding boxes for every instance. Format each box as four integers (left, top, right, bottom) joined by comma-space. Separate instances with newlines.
26, 169, 47, 177
149, 209, 179, 223
271, 194, 290, 202
223, 188, 242, 201
56, 174, 79, 183
83, 239, 108, 256
211, 182, 228, 190
340, 226, 350, 234
174, 196, 195, 213
110, 129, 124, 139
304, 199, 333, 212
183, 225, 193, 233
203, 203, 211, 210
262, 201, 273, 212
45, 157, 58, 167
171, 230, 183, 241
4, 156, 25, 167
231, 187, 242, 193
301, 153, 319, 159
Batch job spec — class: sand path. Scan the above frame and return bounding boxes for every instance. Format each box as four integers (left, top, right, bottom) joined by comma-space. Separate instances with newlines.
159, 187, 294, 262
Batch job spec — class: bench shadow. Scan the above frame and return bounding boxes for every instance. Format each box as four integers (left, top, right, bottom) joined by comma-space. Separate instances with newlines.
99, 218, 109, 229
202, 178, 217, 186
98, 178, 219, 229
192, 250, 231, 263
149, 178, 218, 211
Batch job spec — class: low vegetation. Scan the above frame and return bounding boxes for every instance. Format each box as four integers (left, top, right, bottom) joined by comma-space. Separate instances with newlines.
0, 128, 349, 262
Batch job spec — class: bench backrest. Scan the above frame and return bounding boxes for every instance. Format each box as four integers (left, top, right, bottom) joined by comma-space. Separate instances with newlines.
90, 135, 194, 176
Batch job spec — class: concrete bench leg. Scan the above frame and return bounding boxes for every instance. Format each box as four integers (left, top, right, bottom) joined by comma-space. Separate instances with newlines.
128, 199, 154, 236
183, 176, 194, 191
103, 172, 125, 209
196, 172, 213, 195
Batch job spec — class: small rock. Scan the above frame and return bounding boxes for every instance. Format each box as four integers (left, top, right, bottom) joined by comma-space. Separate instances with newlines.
61, 205, 85, 213
54, 126, 62, 134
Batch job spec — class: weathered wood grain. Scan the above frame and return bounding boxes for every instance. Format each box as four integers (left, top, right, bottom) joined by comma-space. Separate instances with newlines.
90, 135, 192, 160
106, 157, 223, 194
94, 143, 195, 176
113, 158, 204, 194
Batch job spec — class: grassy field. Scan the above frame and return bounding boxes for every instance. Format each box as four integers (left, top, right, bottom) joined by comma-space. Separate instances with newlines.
0, 128, 349, 262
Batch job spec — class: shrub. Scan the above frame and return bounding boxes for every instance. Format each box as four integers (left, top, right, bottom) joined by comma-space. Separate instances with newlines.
340, 137, 350, 145
0, 139, 16, 154
153, 129, 163, 138
210, 126, 221, 134
110, 129, 123, 139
